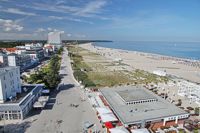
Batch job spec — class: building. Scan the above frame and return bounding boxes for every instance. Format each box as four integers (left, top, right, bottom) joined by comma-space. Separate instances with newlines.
7, 53, 32, 70
100, 86, 189, 128
178, 80, 200, 105
0, 67, 44, 121
0, 84, 44, 120
153, 70, 167, 76
43, 44, 54, 57
4, 48, 17, 54
47, 31, 63, 49
0, 53, 8, 67
48, 31, 61, 44
24, 48, 45, 62
0, 67, 21, 103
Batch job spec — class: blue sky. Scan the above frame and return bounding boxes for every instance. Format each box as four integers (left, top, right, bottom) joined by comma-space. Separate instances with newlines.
0, 0, 200, 41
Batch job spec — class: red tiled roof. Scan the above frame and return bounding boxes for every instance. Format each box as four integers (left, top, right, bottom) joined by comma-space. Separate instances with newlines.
5, 48, 17, 52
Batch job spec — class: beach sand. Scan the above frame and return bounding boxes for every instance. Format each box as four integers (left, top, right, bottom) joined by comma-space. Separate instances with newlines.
80, 43, 200, 84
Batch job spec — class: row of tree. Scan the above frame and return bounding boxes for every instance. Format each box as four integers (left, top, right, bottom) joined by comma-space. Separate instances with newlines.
28, 54, 61, 89
0, 40, 47, 48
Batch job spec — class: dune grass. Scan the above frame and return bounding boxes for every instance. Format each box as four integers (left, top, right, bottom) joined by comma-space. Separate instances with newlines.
68, 45, 169, 88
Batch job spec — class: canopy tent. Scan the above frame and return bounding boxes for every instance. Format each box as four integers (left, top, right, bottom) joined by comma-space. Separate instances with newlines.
96, 107, 112, 115
109, 126, 129, 133
131, 128, 150, 133
101, 113, 118, 123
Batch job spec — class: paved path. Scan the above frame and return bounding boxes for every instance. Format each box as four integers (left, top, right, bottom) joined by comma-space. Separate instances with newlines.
26, 48, 102, 133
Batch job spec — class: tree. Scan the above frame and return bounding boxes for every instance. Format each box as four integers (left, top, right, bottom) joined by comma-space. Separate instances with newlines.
44, 55, 61, 89
194, 107, 199, 115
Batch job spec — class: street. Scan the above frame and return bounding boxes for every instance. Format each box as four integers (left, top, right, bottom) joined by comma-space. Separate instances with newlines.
25, 47, 102, 133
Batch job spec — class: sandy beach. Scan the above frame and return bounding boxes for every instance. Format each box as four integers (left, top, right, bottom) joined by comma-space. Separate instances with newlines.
80, 43, 200, 84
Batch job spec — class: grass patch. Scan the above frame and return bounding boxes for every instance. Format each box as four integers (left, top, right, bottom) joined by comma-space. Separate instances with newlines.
68, 45, 169, 88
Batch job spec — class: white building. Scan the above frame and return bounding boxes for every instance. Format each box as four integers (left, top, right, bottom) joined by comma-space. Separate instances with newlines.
7, 53, 32, 70
153, 70, 167, 76
0, 66, 21, 103
48, 31, 62, 44
178, 80, 200, 105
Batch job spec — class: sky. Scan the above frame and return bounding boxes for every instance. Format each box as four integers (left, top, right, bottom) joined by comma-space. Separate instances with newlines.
0, 0, 200, 41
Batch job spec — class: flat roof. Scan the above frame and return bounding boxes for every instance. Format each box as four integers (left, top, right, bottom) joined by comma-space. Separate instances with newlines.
0, 85, 44, 111
117, 87, 156, 102
100, 86, 188, 125
3, 85, 43, 104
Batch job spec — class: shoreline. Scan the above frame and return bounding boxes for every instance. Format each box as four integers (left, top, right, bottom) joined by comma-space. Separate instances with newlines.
91, 42, 200, 63
79, 42, 200, 83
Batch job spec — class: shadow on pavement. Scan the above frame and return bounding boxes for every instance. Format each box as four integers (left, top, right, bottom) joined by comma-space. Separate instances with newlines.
60, 74, 68, 78
25, 109, 42, 119
0, 121, 32, 133
43, 83, 75, 110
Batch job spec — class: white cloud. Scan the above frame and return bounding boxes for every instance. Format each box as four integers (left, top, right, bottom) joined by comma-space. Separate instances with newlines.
1, 8, 36, 16
0, 18, 23, 32
19, 0, 107, 19
35, 27, 64, 34
66, 33, 72, 37
47, 27, 52, 31
35, 28, 46, 32
75, 0, 107, 17
49, 16, 64, 20
48, 15, 94, 24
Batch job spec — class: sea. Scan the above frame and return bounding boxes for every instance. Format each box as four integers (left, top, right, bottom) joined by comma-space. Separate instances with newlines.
94, 41, 200, 60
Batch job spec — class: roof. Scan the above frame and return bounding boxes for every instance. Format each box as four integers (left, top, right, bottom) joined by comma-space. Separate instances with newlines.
100, 86, 188, 125
0, 85, 44, 112
117, 87, 156, 102
100, 113, 118, 123
131, 128, 149, 133
5, 48, 17, 52
96, 107, 112, 114
109, 126, 129, 133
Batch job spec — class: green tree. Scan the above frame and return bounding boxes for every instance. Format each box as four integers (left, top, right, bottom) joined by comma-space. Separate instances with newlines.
44, 55, 61, 89
194, 107, 199, 115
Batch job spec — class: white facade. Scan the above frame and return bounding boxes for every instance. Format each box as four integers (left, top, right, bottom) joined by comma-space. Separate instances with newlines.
8, 55, 18, 66
153, 70, 167, 76
48, 31, 62, 44
0, 67, 21, 103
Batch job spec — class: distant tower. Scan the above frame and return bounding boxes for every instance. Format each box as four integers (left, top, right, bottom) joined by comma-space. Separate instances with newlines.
47, 31, 61, 44
47, 31, 64, 49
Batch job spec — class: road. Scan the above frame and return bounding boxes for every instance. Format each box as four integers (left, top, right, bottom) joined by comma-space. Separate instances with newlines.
26, 47, 102, 133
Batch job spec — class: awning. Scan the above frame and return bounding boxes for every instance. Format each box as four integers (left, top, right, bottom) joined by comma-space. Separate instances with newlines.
33, 101, 46, 108
101, 113, 118, 123
109, 126, 129, 133
96, 107, 112, 114
131, 128, 150, 133
104, 122, 113, 129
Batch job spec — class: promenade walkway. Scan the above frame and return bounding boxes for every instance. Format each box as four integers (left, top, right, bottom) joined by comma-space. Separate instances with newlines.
25, 47, 102, 133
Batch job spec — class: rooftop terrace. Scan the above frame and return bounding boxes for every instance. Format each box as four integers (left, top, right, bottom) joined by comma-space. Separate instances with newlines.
4, 85, 39, 104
